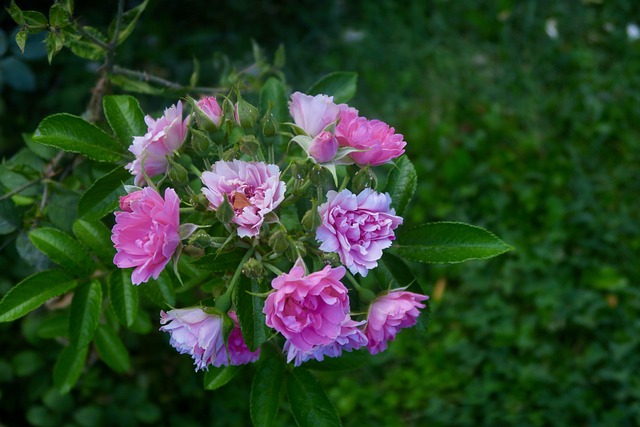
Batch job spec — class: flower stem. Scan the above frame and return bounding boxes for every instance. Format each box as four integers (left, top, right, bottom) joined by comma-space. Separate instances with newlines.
224, 246, 255, 300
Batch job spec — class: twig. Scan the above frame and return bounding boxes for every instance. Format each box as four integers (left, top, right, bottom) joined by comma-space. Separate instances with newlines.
111, 65, 182, 89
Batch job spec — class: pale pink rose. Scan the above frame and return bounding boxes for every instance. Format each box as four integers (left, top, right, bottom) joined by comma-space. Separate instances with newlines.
335, 105, 406, 166
364, 290, 428, 355
316, 188, 403, 276
112, 187, 181, 285
263, 264, 350, 353
197, 96, 223, 128
289, 92, 340, 137
227, 311, 261, 365
159, 308, 228, 371
308, 131, 339, 163
127, 101, 188, 186
201, 160, 286, 238
283, 319, 368, 366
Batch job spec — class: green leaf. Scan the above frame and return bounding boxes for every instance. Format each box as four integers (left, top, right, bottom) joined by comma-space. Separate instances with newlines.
0, 198, 20, 235
308, 71, 357, 104
78, 166, 132, 221
234, 276, 268, 352
33, 113, 123, 162
93, 324, 130, 373
386, 155, 417, 217
23, 132, 58, 160
108, 269, 138, 328
303, 350, 372, 372
287, 369, 342, 427
103, 95, 146, 147
29, 227, 95, 277
45, 30, 65, 64
0, 270, 77, 322
7, 1, 24, 25
37, 312, 69, 339
109, 75, 166, 95
250, 348, 285, 427
68, 280, 102, 348
260, 77, 289, 123
140, 270, 175, 307
72, 219, 116, 265
192, 249, 247, 272
68, 26, 106, 61
203, 365, 242, 391
374, 252, 418, 290
109, 0, 149, 45
53, 344, 88, 394
22, 11, 48, 31
15, 30, 27, 54
390, 222, 513, 264
49, 3, 69, 28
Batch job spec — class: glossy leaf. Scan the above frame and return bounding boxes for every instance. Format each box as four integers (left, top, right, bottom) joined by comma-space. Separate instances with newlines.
287, 369, 342, 427
78, 166, 131, 221
0, 270, 77, 322
390, 222, 513, 264
33, 114, 122, 162
374, 252, 419, 290
93, 324, 130, 373
68, 26, 106, 61
69, 280, 102, 348
103, 95, 146, 147
386, 155, 417, 217
72, 219, 116, 265
53, 344, 88, 394
109, 0, 149, 45
108, 269, 138, 328
250, 348, 285, 427
29, 227, 95, 277
203, 365, 242, 391
308, 71, 357, 104
234, 276, 268, 352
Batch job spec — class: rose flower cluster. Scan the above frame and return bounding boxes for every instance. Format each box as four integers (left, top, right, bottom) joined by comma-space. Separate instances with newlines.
110, 91, 428, 370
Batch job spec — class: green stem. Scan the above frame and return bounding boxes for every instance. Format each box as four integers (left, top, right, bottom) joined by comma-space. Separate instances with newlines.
262, 262, 284, 277
224, 246, 255, 299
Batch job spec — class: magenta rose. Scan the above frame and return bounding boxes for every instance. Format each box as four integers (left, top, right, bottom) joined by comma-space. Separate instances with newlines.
364, 290, 429, 355
283, 318, 368, 366
127, 101, 188, 186
112, 187, 181, 285
201, 160, 286, 238
316, 188, 403, 276
196, 96, 223, 128
335, 105, 406, 166
308, 131, 339, 163
159, 308, 228, 371
227, 311, 261, 365
289, 92, 340, 137
263, 263, 350, 353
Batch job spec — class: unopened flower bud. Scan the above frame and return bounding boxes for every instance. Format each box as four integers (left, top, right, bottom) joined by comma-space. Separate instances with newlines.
238, 135, 260, 156
189, 230, 216, 248
216, 195, 234, 224
308, 131, 338, 163
301, 208, 321, 232
191, 193, 210, 212
286, 240, 306, 263
242, 257, 265, 279
196, 96, 223, 131
268, 230, 290, 254
191, 128, 211, 156
234, 95, 259, 129
167, 156, 189, 187
352, 166, 378, 193
261, 105, 278, 137
309, 164, 330, 187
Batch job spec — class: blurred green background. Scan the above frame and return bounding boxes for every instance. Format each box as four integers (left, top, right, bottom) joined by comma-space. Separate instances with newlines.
1, 0, 640, 426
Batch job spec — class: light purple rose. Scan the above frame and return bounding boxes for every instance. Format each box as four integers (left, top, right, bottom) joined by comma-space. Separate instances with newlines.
364, 290, 429, 355
127, 101, 188, 186
263, 264, 350, 353
316, 188, 403, 276
289, 92, 340, 137
159, 308, 227, 371
196, 96, 223, 128
201, 160, 286, 238
335, 105, 406, 166
308, 131, 339, 163
227, 311, 261, 365
283, 319, 368, 366
112, 187, 181, 285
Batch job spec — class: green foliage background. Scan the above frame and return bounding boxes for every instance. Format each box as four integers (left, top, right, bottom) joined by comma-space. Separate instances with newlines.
1, 0, 640, 426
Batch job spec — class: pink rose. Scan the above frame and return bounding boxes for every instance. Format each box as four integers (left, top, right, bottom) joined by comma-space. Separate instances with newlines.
316, 188, 403, 276
227, 311, 261, 365
127, 101, 188, 186
289, 92, 340, 137
112, 187, 181, 285
159, 308, 227, 371
283, 319, 368, 366
201, 160, 286, 238
364, 290, 429, 355
196, 96, 223, 128
308, 131, 339, 163
335, 105, 406, 166
263, 264, 350, 353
